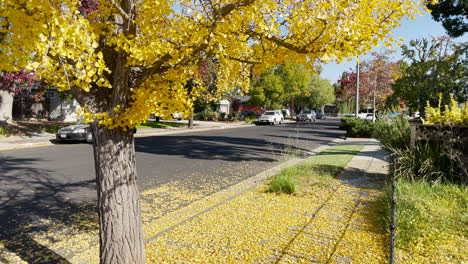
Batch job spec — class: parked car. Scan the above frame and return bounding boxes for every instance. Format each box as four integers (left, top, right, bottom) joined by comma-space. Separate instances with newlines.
256, 110, 283, 125
56, 121, 137, 143
149, 112, 182, 121
56, 121, 93, 143
297, 110, 316, 122
317, 112, 326, 119
274, 110, 284, 120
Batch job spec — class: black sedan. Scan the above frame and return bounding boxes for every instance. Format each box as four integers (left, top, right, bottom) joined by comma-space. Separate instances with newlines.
56, 122, 93, 143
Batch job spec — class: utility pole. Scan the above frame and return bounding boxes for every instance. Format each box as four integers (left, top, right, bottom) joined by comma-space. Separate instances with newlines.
355, 61, 360, 119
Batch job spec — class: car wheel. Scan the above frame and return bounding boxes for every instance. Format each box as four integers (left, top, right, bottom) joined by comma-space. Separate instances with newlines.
85, 131, 93, 143
279, 119, 282, 125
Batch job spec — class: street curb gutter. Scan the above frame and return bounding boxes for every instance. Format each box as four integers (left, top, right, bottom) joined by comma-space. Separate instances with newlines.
144, 137, 345, 243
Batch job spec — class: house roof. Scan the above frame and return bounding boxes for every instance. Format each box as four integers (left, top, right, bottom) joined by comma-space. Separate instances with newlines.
230, 95, 251, 103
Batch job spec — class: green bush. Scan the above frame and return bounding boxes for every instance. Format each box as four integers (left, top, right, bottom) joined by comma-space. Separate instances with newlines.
373, 115, 410, 151
341, 117, 375, 137
242, 111, 259, 120
0, 125, 10, 136
196, 108, 219, 121
40, 124, 62, 134
220, 112, 227, 120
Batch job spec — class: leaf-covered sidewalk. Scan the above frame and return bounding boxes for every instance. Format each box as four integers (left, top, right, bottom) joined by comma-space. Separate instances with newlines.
145, 142, 390, 263
1, 140, 390, 264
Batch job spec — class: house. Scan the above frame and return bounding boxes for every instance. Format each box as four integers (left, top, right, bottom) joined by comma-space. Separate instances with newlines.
230, 95, 263, 114
13, 85, 80, 122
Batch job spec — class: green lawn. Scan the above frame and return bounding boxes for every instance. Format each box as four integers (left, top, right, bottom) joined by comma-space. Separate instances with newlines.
385, 180, 468, 263
267, 145, 363, 194
380, 179, 468, 263
136, 121, 187, 129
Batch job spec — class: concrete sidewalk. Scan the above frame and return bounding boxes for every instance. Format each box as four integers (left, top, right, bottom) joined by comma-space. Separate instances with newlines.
0, 120, 254, 151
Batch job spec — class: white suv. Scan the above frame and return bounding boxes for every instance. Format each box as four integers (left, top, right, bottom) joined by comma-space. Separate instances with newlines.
256, 110, 283, 125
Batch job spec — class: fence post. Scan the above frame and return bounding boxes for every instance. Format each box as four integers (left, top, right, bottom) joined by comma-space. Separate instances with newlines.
389, 154, 397, 264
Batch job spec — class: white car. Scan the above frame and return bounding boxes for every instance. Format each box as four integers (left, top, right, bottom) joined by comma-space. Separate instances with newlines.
297, 110, 316, 122
256, 111, 283, 125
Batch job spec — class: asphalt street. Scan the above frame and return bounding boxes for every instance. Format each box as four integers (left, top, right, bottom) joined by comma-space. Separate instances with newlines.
0, 119, 344, 238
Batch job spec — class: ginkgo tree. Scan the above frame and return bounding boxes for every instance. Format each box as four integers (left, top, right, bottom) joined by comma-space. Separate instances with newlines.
0, 0, 422, 263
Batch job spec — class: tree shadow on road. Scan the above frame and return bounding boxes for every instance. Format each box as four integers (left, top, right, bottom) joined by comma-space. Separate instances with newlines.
0, 156, 97, 264
135, 135, 310, 162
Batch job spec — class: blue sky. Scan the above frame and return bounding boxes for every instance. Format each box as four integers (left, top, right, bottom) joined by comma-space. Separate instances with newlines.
320, 11, 468, 84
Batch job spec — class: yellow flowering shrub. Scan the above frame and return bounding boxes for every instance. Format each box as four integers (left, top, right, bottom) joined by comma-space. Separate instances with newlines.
425, 94, 468, 125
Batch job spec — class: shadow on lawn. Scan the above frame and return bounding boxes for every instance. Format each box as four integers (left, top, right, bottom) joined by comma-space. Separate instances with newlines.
0, 156, 97, 264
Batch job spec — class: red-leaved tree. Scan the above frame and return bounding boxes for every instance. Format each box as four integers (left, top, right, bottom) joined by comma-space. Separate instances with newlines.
0, 71, 36, 124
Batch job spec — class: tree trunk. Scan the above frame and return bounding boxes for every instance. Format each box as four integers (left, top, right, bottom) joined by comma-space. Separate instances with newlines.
92, 125, 146, 264
290, 96, 295, 118
0, 89, 14, 124
188, 112, 194, 129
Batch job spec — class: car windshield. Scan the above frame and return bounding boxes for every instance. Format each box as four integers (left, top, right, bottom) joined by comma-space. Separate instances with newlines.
75, 119, 85, 125
302, 111, 311, 114
263, 112, 275, 115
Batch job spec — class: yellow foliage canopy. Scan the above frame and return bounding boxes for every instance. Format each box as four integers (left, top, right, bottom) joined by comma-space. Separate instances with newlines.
0, 0, 422, 129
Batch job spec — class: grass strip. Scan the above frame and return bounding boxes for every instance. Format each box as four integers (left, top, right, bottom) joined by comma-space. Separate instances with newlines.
136, 121, 187, 129
381, 180, 467, 263
267, 145, 363, 194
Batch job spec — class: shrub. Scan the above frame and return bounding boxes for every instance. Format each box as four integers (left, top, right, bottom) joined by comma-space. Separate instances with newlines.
373, 115, 410, 151
0, 125, 10, 136
220, 112, 227, 120
392, 142, 467, 184
341, 117, 375, 137
425, 94, 468, 125
41, 124, 62, 134
196, 108, 219, 121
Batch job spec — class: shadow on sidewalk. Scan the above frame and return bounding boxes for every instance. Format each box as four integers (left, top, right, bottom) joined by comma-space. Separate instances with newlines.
0, 156, 97, 264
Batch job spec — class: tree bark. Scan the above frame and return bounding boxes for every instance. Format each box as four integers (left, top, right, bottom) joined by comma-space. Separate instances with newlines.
92, 124, 146, 264
0, 89, 14, 124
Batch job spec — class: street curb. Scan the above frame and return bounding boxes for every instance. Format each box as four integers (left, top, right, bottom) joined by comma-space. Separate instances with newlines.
144, 137, 345, 243
0, 142, 55, 151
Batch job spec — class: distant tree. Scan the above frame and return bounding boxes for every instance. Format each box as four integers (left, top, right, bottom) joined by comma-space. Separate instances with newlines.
295, 75, 335, 112
0, 71, 36, 124
336, 51, 402, 113
249, 61, 310, 109
276, 61, 310, 111
249, 67, 285, 109
392, 36, 467, 117
426, 0, 467, 38
360, 51, 401, 110
336, 68, 373, 109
